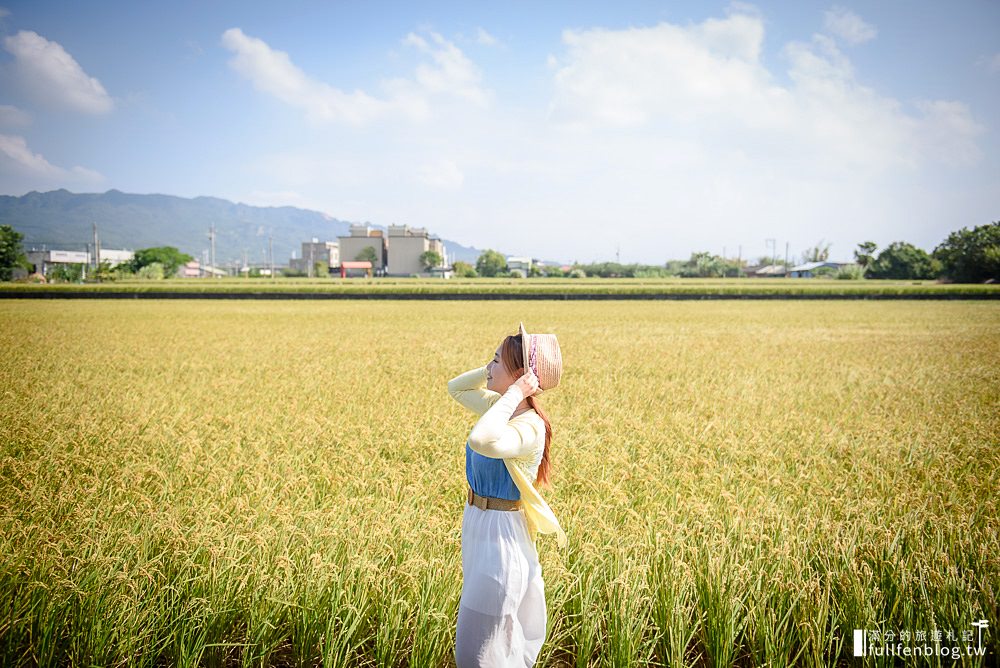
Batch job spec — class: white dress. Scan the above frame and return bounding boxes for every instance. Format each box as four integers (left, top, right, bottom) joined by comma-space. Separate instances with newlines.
447, 366, 561, 666
455, 499, 547, 667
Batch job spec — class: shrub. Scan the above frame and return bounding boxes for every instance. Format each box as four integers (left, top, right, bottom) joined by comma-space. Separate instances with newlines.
569, 269, 587, 278
836, 264, 865, 280
136, 262, 165, 280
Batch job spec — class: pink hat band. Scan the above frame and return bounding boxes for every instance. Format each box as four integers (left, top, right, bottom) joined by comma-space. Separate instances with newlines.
518, 321, 562, 392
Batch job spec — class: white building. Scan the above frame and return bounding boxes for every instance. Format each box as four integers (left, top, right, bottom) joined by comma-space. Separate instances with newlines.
24, 248, 134, 276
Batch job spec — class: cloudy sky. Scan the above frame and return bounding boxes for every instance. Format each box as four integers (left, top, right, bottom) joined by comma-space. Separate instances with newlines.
0, 1, 997, 265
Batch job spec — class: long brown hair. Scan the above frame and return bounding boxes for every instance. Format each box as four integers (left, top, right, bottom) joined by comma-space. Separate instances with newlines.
499, 332, 553, 489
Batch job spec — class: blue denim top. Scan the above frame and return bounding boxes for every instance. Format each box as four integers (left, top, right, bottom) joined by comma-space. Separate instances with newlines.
465, 439, 520, 500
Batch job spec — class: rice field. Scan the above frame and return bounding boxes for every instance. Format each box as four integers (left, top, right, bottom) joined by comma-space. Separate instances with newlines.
2, 276, 999, 297
0, 299, 997, 667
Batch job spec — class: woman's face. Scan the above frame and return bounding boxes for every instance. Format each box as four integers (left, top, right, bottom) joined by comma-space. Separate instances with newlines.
486, 344, 518, 394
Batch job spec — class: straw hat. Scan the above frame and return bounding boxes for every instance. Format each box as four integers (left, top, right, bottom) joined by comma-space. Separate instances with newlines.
518, 321, 563, 393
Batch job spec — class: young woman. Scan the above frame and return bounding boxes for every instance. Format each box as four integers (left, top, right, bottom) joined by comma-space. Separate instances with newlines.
448, 322, 567, 667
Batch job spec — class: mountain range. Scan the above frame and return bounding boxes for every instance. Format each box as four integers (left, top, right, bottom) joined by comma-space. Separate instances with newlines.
0, 189, 566, 268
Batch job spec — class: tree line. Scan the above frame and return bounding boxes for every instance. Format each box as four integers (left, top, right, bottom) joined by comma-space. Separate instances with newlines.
1, 221, 997, 283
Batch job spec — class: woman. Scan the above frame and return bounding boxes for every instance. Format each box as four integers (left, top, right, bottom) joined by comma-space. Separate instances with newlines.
448, 322, 567, 667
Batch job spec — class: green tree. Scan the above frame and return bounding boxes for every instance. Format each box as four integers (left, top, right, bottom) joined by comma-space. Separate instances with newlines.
682, 251, 727, 277
355, 246, 378, 263
91, 260, 115, 282
932, 221, 1000, 283
813, 265, 837, 277
0, 224, 30, 281
868, 242, 940, 280
127, 246, 193, 277
801, 240, 832, 262
49, 262, 86, 283
313, 261, 329, 278
854, 241, 878, 275
451, 260, 477, 277
419, 250, 442, 272
136, 262, 165, 280
475, 249, 507, 277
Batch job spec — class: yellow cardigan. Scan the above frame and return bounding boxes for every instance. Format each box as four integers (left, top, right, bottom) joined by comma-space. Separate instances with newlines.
448, 365, 568, 549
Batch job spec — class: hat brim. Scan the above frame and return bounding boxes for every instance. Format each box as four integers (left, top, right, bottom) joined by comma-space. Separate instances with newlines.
518, 321, 529, 374
518, 321, 544, 394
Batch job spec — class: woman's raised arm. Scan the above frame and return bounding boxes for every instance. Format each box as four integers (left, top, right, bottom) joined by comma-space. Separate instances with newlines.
447, 365, 501, 416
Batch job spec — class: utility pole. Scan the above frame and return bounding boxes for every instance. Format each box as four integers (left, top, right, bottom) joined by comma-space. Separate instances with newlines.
242, 248, 248, 277
209, 225, 216, 279
268, 235, 274, 279
92, 222, 100, 270
784, 242, 789, 277
308, 241, 314, 278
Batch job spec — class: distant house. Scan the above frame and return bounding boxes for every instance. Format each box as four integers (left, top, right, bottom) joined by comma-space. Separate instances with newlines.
337, 225, 386, 274
290, 238, 339, 276
750, 264, 788, 277
24, 247, 134, 277
788, 261, 851, 278
385, 224, 447, 276
178, 260, 201, 278
507, 256, 532, 274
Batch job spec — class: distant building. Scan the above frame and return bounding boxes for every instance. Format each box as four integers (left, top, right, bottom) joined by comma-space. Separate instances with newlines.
289, 238, 339, 276
95, 249, 134, 267
750, 264, 788, 277
24, 248, 134, 277
179, 259, 201, 278
337, 225, 387, 274
788, 261, 851, 277
385, 224, 446, 276
507, 256, 532, 274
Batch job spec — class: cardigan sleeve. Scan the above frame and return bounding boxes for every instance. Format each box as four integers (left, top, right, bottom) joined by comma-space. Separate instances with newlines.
467, 384, 540, 459
447, 365, 501, 416
504, 458, 568, 549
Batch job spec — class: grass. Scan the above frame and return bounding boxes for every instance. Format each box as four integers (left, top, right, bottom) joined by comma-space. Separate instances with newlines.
0, 299, 997, 666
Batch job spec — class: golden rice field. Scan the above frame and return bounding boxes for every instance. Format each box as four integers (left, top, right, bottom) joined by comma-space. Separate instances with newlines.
0, 299, 997, 667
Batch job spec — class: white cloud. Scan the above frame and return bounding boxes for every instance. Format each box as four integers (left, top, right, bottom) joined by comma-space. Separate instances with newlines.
229, 9, 993, 264
0, 104, 30, 127
2, 30, 114, 114
417, 158, 464, 188
402, 29, 491, 107
546, 13, 983, 173
221, 28, 390, 125
476, 27, 499, 46
976, 52, 1000, 73
221, 27, 490, 125
0, 133, 103, 192
823, 6, 877, 45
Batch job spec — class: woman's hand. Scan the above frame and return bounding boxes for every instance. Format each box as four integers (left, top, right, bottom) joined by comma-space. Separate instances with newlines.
512, 369, 540, 397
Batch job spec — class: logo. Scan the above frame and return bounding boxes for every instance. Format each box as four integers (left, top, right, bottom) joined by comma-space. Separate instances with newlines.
853, 620, 989, 659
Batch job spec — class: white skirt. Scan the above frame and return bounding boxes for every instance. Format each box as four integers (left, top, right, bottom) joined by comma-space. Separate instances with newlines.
455, 501, 547, 667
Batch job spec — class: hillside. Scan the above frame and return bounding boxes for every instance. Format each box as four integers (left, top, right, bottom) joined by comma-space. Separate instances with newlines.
0, 189, 549, 267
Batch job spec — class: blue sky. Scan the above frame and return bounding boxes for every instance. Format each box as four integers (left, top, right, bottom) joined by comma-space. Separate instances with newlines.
0, 0, 997, 265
